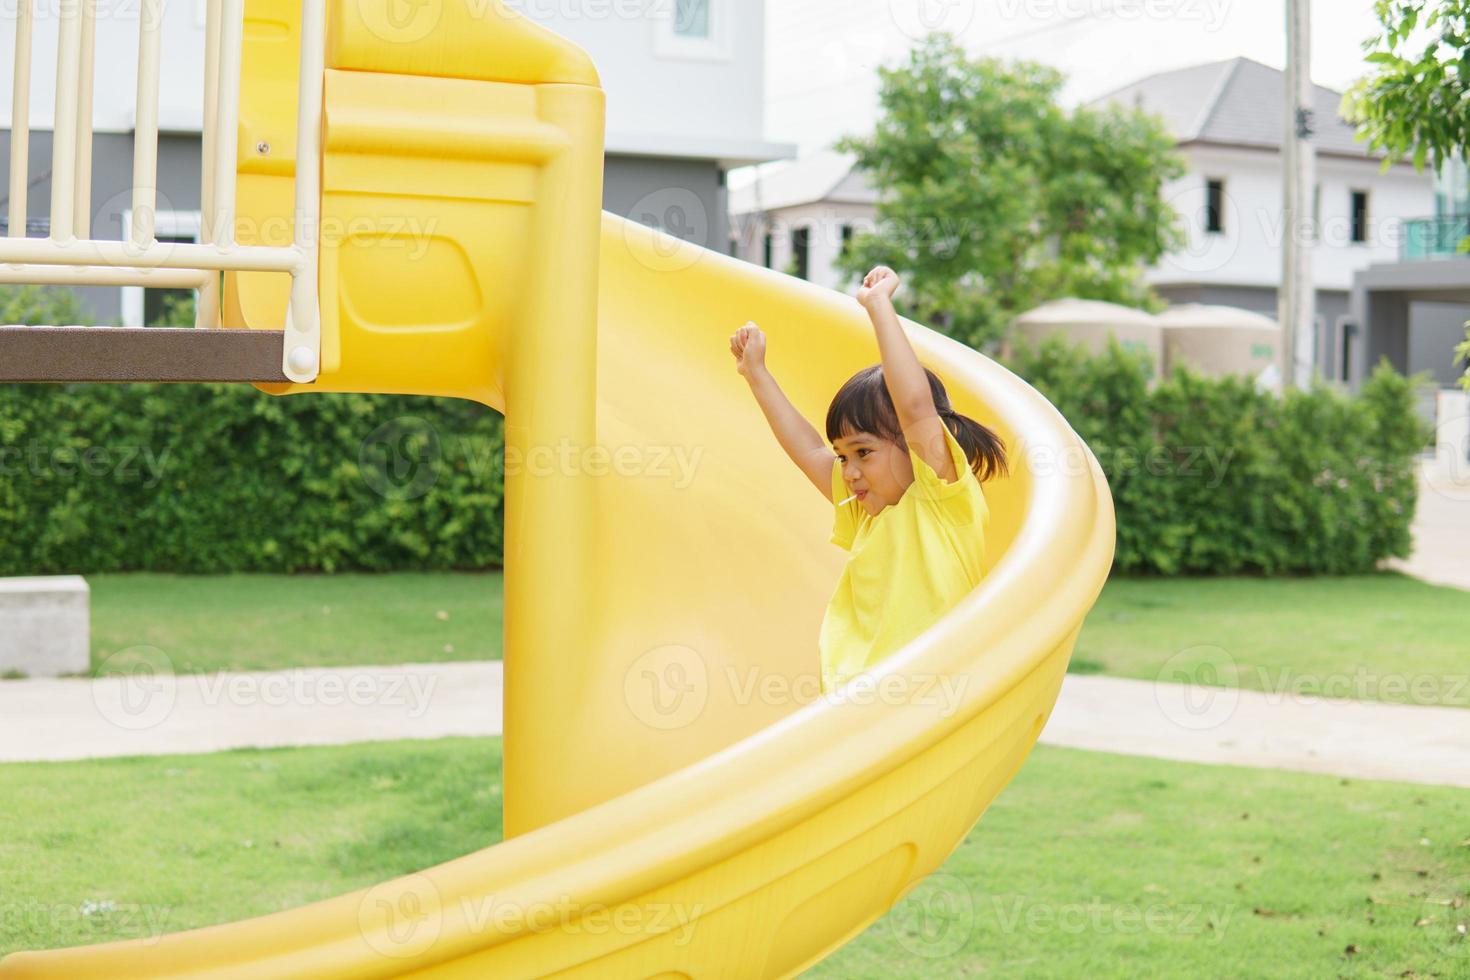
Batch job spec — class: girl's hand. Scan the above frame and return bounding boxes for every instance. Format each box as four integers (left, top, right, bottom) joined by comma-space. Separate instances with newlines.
730, 321, 767, 378
857, 266, 901, 308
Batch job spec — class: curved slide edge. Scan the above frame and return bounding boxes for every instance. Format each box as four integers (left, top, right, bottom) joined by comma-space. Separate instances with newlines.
0, 215, 1115, 978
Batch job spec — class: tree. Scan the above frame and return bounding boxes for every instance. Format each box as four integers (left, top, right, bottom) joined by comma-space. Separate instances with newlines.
836, 34, 1186, 351
1341, 0, 1470, 390
0, 284, 90, 327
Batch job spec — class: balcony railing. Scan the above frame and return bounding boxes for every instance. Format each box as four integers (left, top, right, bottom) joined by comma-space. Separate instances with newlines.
1401, 215, 1470, 260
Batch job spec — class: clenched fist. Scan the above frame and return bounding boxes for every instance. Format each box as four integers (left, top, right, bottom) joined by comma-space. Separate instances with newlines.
729, 321, 767, 379
856, 266, 901, 308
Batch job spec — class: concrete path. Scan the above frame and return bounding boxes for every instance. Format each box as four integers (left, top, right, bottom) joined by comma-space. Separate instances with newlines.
1040, 673, 1470, 790
0, 662, 501, 763
2, 663, 1467, 790
1386, 457, 1470, 591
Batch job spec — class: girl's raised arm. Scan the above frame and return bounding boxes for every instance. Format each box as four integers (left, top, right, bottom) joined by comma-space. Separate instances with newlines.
856, 268, 957, 484
730, 321, 837, 500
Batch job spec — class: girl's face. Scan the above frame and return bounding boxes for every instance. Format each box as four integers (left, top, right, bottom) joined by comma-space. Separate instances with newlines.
832, 430, 914, 517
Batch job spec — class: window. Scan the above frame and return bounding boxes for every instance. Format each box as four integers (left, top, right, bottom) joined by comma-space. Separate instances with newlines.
840, 224, 854, 256
1351, 190, 1368, 244
791, 227, 810, 280
120, 210, 202, 327
1339, 319, 1356, 382
654, 0, 730, 60
4, 217, 48, 237
144, 236, 197, 325
1205, 179, 1224, 234
674, 0, 709, 38
762, 233, 773, 269
1432, 152, 1470, 218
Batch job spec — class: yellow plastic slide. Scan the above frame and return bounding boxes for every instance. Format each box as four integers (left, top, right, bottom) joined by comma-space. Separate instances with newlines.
0, 1, 1114, 975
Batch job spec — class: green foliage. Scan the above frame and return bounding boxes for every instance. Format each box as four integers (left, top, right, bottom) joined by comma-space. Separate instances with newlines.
1342, 0, 1470, 389
0, 381, 505, 573
153, 290, 199, 327
836, 34, 1186, 351
1006, 338, 1430, 575
0, 283, 90, 326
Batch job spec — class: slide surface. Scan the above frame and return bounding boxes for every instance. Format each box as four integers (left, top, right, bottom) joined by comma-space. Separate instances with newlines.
0, 214, 1115, 978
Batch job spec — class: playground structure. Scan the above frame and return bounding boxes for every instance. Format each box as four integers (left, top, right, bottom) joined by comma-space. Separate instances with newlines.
0, 2, 1115, 977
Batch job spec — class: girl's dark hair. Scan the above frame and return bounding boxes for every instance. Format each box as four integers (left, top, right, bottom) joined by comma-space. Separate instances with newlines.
825, 364, 1008, 482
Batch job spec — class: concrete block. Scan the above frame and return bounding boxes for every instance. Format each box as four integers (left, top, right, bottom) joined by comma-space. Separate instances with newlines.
0, 576, 90, 678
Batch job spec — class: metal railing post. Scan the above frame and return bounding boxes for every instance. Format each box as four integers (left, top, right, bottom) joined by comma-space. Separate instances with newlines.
8, 0, 34, 237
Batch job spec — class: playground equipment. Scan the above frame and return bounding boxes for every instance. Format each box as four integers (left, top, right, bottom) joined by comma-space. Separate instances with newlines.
0, 1, 1115, 976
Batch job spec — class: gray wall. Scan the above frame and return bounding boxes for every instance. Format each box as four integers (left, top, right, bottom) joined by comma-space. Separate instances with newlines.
3, 133, 726, 324
1, 130, 202, 324
1152, 283, 1349, 327
1407, 301, 1470, 386
1153, 283, 1278, 317
604, 154, 727, 253
1362, 293, 1470, 385
1351, 258, 1470, 390
1366, 291, 1408, 379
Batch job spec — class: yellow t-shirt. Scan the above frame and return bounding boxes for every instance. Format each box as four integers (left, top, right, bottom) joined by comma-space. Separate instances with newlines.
819, 424, 990, 692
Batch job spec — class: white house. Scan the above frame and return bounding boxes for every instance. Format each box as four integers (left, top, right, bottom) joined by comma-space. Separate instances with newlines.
0, 0, 792, 324
728, 149, 876, 288
1094, 57, 1439, 386
729, 57, 1442, 388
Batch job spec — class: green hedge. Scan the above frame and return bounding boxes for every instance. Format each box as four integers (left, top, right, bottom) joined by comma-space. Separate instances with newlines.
0, 384, 505, 574
1006, 339, 1430, 575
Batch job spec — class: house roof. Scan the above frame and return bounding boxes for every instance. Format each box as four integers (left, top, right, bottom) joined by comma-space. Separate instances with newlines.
1088, 56, 1387, 160
735, 58, 1398, 217
728, 150, 875, 215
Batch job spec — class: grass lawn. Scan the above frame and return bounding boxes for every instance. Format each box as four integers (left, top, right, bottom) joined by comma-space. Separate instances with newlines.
1073, 572, 1470, 709
1, 740, 1466, 976
72, 571, 1468, 714
85, 572, 503, 675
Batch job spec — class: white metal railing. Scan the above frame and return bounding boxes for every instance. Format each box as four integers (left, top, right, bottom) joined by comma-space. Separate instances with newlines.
2, 0, 325, 383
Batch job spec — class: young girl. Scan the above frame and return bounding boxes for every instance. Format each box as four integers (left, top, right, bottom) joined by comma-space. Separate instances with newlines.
730, 266, 1007, 694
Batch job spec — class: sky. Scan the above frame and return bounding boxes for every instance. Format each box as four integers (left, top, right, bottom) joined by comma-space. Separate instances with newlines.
756, 0, 1386, 167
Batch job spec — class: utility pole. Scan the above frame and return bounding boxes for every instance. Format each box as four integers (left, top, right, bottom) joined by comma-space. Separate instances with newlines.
1280, 0, 1317, 389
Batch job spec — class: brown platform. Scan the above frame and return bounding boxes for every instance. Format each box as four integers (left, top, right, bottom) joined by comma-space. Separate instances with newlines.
0, 327, 290, 383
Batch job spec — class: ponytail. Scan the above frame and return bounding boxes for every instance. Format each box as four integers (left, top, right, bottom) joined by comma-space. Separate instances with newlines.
939, 407, 1008, 483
